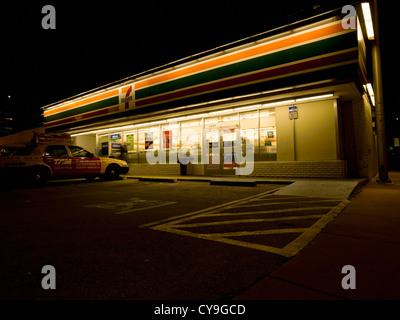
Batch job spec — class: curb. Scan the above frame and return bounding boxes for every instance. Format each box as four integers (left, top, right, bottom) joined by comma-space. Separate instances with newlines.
210, 180, 258, 187
126, 175, 295, 186
137, 177, 177, 183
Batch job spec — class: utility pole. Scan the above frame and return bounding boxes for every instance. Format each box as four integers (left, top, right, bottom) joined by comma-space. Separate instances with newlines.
371, 0, 391, 183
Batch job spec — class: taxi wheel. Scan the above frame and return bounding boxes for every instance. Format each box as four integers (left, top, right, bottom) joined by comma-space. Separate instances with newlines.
30, 167, 50, 185
105, 165, 120, 180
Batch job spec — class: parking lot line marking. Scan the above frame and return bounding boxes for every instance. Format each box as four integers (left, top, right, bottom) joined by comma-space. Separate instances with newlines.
254, 196, 304, 200
151, 225, 293, 257
234, 199, 341, 207
159, 214, 324, 228
282, 200, 350, 256
85, 197, 176, 214
202, 206, 334, 217
200, 228, 309, 238
115, 202, 177, 214
139, 189, 279, 228
147, 193, 351, 257
149, 203, 329, 227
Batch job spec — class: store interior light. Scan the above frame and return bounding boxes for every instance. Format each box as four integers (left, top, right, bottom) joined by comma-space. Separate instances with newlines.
136, 122, 150, 127
182, 121, 201, 127
168, 117, 187, 122
295, 94, 333, 102
106, 127, 121, 132
262, 100, 295, 108
234, 104, 262, 111
120, 125, 136, 130
362, 2, 375, 40
187, 113, 208, 119
241, 114, 258, 120
209, 109, 234, 115
150, 120, 167, 125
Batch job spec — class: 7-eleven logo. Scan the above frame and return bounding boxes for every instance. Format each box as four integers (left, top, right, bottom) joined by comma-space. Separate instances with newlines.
119, 84, 135, 110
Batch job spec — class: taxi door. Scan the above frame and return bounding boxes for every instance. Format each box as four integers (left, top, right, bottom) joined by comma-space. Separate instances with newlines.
67, 145, 101, 176
42, 145, 73, 176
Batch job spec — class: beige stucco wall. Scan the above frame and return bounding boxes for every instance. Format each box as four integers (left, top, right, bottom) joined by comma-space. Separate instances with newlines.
73, 134, 97, 153
350, 95, 378, 179
276, 99, 338, 161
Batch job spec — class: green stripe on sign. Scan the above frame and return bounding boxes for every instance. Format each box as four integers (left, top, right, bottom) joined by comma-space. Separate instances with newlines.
44, 96, 120, 123
135, 32, 356, 101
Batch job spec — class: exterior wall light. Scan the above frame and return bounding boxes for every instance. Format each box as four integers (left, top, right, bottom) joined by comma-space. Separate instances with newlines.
362, 2, 375, 40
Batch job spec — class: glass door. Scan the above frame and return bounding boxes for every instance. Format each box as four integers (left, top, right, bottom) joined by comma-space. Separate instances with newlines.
222, 128, 237, 174
205, 128, 220, 172
204, 127, 237, 175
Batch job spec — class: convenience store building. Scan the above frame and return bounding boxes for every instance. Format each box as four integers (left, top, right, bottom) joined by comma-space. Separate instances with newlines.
43, 10, 378, 179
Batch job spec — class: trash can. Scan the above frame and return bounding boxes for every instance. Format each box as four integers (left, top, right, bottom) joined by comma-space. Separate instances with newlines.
180, 162, 187, 176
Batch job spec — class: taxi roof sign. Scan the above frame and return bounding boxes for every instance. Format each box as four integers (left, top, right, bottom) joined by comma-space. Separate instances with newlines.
35, 133, 72, 144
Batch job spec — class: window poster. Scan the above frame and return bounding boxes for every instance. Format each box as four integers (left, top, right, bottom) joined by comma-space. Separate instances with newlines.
126, 134, 134, 152
145, 132, 153, 150
163, 130, 172, 149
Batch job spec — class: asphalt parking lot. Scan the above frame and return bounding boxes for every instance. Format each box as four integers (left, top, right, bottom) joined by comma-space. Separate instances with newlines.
0, 178, 349, 300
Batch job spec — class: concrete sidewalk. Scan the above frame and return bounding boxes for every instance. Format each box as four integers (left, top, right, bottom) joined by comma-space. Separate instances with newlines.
235, 171, 400, 300
126, 174, 363, 199
126, 174, 360, 196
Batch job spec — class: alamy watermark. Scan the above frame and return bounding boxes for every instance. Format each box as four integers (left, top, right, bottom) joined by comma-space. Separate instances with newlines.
41, 5, 56, 30
41, 265, 56, 289
146, 125, 255, 176
341, 265, 356, 290
341, 5, 356, 30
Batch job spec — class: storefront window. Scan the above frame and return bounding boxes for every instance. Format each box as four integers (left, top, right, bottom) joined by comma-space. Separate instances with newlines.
222, 128, 237, 169
221, 114, 238, 169
240, 110, 259, 160
221, 114, 238, 128
260, 109, 277, 161
98, 134, 109, 156
110, 132, 122, 157
204, 127, 220, 169
156, 123, 178, 164
181, 119, 202, 163
124, 131, 135, 153
205, 116, 220, 126
204, 117, 220, 168
90, 102, 280, 165
161, 123, 179, 151
138, 126, 159, 163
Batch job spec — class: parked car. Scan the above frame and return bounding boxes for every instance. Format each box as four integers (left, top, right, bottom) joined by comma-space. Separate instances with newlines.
0, 143, 129, 184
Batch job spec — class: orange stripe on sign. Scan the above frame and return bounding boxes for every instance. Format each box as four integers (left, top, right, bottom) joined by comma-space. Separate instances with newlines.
135, 22, 345, 90
121, 84, 133, 93
44, 89, 120, 116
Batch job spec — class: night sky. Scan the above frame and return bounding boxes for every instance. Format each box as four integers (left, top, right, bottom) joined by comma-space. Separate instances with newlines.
1, 1, 398, 139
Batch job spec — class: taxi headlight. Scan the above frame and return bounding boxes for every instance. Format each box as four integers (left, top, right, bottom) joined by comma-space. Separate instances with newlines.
121, 161, 128, 167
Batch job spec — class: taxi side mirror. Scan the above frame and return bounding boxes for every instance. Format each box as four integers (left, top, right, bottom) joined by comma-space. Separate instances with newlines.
86, 152, 94, 158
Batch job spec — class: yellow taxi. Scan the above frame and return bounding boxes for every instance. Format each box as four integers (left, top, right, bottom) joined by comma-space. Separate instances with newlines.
0, 134, 129, 184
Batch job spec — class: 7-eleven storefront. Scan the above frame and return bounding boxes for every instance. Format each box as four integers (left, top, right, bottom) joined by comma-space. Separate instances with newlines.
43, 12, 378, 179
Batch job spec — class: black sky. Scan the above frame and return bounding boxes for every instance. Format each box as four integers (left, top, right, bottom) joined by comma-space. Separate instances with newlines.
1, 0, 398, 136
